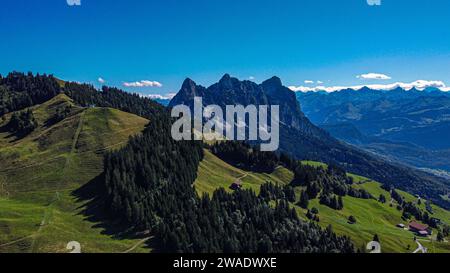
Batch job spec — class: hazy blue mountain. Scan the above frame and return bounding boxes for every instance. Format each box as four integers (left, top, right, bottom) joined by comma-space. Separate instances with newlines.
297, 88, 450, 150
321, 123, 450, 172
152, 98, 171, 106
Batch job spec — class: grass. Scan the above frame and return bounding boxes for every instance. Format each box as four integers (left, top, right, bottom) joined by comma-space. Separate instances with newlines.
197, 156, 450, 253
195, 150, 293, 196
0, 192, 150, 253
0, 94, 150, 253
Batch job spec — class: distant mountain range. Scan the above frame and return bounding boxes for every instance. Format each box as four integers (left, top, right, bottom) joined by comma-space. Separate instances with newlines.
169, 75, 450, 209
296, 87, 450, 149
153, 98, 171, 106
297, 87, 450, 172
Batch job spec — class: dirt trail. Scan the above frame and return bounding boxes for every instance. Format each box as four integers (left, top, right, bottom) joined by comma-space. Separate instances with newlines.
234, 173, 248, 185
64, 111, 85, 170
122, 237, 152, 253
28, 192, 60, 253
0, 235, 34, 248
27, 112, 85, 253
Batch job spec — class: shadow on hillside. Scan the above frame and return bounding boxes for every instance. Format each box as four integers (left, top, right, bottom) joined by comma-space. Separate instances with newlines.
72, 174, 158, 251
0, 124, 23, 143
0, 119, 40, 143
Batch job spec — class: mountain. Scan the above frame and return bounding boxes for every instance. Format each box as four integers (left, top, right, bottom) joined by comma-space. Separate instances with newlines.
296, 88, 450, 150
152, 98, 171, 106
296, 87, 450, 174
321, 123, 450, 172
170, 74, 450, 209
320, 123, 370, 145
171, 74, 341, 140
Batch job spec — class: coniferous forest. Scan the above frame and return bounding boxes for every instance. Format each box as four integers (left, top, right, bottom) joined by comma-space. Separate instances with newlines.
0, 72, 60, 116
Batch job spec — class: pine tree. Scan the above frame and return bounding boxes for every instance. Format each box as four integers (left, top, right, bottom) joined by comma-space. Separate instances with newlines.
298, 190, 309, 209
338, 196, 344, 210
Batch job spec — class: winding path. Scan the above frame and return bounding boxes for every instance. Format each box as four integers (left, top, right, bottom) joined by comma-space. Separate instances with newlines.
122, 237, 152, 253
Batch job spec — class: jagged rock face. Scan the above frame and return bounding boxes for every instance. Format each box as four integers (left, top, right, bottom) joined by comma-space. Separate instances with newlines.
169, 78, 207, 108
170, 74, 328, 138
260, 76, 306, 132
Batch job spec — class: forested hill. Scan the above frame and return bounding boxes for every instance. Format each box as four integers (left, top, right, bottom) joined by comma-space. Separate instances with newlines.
0, 72, 168, 122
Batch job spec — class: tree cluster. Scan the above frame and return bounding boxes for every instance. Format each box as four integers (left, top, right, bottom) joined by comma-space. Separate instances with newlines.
292, 163, 371, 210
259, 182, 296, 203
0, 72, 61, 116
7, 109, 38, 136
210, 141, 287, 173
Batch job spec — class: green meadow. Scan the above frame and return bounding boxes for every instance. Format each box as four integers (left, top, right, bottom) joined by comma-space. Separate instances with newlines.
0, 94, 150, 253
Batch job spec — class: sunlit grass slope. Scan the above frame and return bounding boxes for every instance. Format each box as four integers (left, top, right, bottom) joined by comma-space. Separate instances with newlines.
0, 94, 149, 253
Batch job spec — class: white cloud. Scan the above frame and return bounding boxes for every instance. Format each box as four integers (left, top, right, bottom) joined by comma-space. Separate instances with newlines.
317, 81, 324, 84
357, 73, 392, 80
123, 80, 163, 88
304, 80, 314, 84
140, 93, 176, 100
248, 76, 255, 81
98, 77, 105, 84
289, 80, 450, 93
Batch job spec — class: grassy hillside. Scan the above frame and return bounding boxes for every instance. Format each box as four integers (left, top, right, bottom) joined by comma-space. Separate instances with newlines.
195, 152, 450, 253
195, 150, 294, 195
0, 94, 150, 253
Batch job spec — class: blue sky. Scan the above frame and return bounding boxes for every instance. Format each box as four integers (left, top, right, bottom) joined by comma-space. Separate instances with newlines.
1, 0, 449, 96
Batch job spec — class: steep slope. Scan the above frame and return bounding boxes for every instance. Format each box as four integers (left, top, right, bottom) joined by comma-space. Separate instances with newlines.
195, 151, 450, 253
169, 75, 450, 209
0, 94, 150, 253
